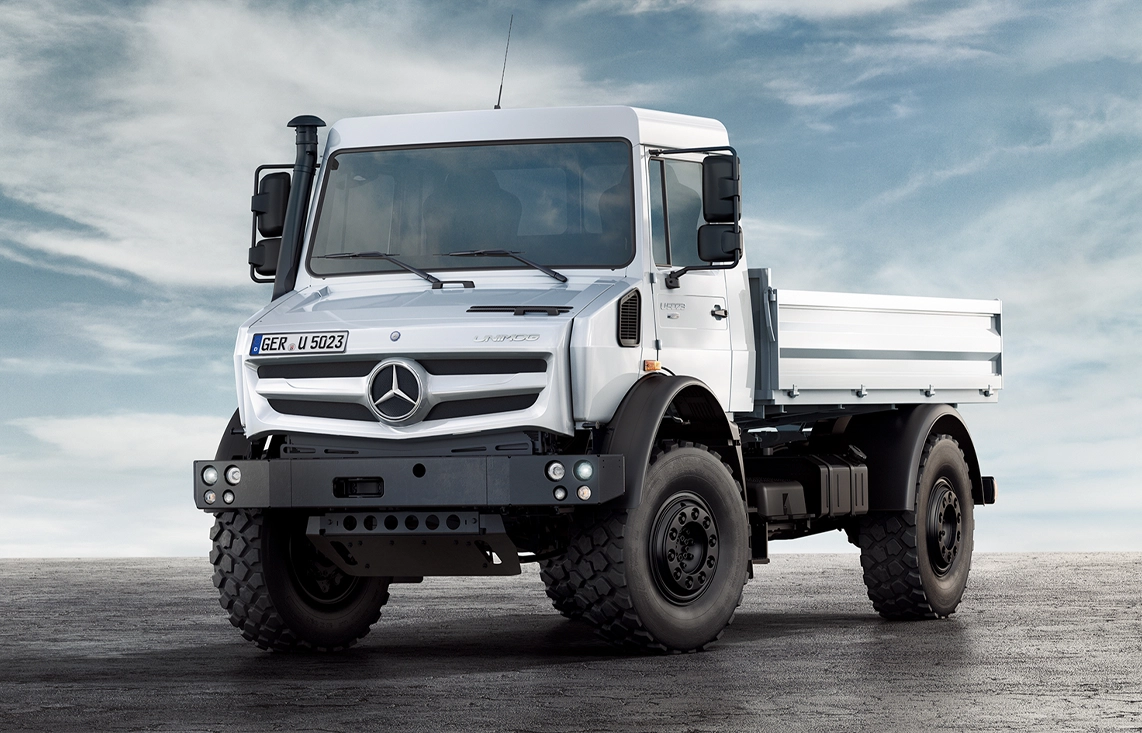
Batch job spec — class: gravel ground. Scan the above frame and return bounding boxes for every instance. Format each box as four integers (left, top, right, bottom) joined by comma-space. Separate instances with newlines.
0, 553, 1139, 732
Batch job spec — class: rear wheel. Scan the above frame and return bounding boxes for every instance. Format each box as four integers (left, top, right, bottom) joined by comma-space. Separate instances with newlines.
858, 434, 974, 619
570, 441, 749, 652
211, 510, 391, 651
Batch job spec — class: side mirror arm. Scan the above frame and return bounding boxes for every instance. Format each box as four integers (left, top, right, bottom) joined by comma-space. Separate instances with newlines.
663, 246, 740, 289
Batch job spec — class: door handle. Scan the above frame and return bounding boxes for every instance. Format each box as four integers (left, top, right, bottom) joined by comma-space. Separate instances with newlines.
711, 306, 728, 320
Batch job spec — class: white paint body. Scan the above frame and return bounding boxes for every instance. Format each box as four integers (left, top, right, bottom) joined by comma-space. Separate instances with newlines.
233, 106, 1002, 441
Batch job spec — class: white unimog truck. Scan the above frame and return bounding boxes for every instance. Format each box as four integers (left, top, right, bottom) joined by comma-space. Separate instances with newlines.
195, 106, 1001, 653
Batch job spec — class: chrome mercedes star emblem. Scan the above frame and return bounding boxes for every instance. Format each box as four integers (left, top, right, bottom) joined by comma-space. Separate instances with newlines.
368, 360, 424, 423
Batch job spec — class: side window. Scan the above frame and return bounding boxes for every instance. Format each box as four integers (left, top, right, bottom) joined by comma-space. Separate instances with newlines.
647, 158, 704, 268
649, 160, 669, 266
663, 160, 704, 268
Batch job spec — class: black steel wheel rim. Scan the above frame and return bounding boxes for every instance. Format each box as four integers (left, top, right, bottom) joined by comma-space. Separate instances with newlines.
926, 477, 963, 577
650, 491, 719, 605
287, 533, 360, 607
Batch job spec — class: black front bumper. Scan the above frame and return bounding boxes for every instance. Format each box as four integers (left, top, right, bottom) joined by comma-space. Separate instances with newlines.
193, 454, 624, 511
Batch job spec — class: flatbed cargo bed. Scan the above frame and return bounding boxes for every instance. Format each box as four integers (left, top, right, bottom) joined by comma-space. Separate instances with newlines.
747, 269, 1002, 415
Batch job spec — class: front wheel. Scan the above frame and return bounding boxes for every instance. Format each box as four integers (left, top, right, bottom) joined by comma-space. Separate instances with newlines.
570, 441, 750, 652
859, 434, 975, 619
211, 510, 391, 651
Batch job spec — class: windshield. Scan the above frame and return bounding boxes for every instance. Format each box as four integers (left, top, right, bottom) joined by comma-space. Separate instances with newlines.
307, 140, 634, 277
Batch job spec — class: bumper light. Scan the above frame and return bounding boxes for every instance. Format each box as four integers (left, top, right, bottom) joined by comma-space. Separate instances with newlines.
202, 466, 218, 486
573, 460, 594, 481
545, 461, 566, 481
222, 490, 235, 505
204, 490, 217, 505
553, 486, 568, 501
577, 486, 592, 501
224, 466, 242, 485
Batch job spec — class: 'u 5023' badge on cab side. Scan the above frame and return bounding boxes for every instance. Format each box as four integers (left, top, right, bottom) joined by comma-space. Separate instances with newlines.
250, 331, 348, 356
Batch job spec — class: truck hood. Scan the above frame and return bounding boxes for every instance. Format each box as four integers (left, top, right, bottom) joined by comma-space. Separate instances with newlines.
254, 278, 622, 330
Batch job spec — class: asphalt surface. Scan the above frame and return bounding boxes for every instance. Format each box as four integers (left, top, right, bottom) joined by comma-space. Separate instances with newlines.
0, 553, 1139, 733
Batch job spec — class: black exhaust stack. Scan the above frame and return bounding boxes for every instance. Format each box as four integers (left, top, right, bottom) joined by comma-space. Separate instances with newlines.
272, 115, 326, 301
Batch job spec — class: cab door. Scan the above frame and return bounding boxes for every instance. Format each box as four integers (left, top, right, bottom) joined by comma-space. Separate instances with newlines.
648, 157, 733, 410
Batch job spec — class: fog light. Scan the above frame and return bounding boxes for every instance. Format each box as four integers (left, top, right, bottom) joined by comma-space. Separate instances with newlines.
224, 466, 242, 485
204, 490, 217, 505
577, 486, 592, 501
553, 486, 568, 501
202, 466, 218, 486
545, 461, 566, 481
222, 490, 235, 505
573, 460, 594, 481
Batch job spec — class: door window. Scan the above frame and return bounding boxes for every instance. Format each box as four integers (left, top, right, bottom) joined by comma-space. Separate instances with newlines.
647, 158, 705, 267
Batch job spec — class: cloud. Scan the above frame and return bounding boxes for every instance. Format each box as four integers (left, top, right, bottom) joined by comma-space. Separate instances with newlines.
0, 0, 658, 289
585, 0, 917, 21
0, 412, 224, 556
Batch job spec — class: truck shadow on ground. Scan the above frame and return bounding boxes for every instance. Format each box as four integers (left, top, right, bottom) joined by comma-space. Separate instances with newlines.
6, 608, 970, 690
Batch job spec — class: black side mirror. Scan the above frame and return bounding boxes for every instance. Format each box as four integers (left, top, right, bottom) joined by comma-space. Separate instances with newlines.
249, 238, 281, 277
698, 224, 740, 263
702, 155, 739, 223
251, 172, 290, 237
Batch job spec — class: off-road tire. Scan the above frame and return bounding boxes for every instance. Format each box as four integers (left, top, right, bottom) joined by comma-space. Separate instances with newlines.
211, 510, 391, 651
858, 433, 974, 619
569, 441, 750, 652
540, 553, 583, 618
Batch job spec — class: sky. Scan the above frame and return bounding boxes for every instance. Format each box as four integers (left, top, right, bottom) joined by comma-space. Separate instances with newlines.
0, 0, 1139, 556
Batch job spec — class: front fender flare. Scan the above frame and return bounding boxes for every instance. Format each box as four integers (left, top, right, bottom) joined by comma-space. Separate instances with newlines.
602, 374, 743, 508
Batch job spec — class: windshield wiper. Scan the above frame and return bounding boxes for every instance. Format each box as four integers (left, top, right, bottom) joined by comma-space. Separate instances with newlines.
445, 249, 568, 284
316, 252, 473, 289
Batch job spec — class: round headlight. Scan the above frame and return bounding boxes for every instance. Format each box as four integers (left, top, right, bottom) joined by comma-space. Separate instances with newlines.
224, 466, 242, 485
573, 461, 594, 481
545, 461, 566, 481
222, 490, 235, 505
553, 486, 568, 501
203, 490, 217, 505
202, 466, 218, 486
576, 486, 592, 501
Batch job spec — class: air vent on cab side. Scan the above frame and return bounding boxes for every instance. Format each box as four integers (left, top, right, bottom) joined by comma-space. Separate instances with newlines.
617, 289, 641, 347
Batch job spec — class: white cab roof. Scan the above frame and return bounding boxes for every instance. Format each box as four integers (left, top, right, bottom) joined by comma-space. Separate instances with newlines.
325, 106, 729, 153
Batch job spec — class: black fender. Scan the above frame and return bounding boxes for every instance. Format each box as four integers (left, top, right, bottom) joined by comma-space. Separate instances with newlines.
842, 404, 984, 512
602, 375, 745, 508
215, 409, 251, 461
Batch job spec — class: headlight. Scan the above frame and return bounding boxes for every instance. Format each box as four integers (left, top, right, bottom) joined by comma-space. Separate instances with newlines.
573, 461, 594, 481
202, 466, 218, 485
224, 466, 242, 485
545, 461, 566, 481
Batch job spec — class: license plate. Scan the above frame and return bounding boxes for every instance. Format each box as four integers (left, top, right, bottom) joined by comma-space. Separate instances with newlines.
250, 331, 347, 356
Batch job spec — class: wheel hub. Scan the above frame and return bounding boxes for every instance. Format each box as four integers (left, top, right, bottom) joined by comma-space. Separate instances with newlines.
287, 533, 360, 607
650, 493, 719, 604
926, 478, 963, 577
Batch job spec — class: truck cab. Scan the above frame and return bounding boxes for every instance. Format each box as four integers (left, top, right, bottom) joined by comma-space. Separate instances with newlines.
197, 106, 1000, 654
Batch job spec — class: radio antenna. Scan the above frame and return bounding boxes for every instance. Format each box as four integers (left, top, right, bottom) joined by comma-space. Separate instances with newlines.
494, 15, 514, 110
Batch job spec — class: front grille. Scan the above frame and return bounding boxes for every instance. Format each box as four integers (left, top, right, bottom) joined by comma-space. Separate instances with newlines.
259, 355, 549, 426
424, 393, 539, 421
419, 358, 546, 375
618, 289, 640, 347
269, 400, 377, 422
